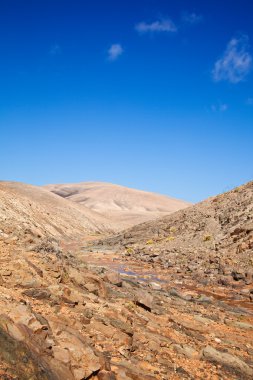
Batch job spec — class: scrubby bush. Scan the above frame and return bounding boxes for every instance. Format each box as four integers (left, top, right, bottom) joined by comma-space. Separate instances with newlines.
203, 234, 212, 242
165, 236, 175, 242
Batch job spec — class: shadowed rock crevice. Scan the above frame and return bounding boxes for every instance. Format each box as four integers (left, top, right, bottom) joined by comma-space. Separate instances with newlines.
0, 326, 57, 380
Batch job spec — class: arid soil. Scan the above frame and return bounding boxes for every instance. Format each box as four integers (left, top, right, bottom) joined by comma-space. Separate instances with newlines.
0, 181, 117, 241
44, 182, 190, 230
0, 181, 252, 379
98, 181, 253, 286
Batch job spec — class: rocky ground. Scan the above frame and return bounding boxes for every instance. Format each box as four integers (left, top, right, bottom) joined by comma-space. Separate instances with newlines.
0, 181, 252, 379
97, 181, 253, 288
1, 235, 253, 380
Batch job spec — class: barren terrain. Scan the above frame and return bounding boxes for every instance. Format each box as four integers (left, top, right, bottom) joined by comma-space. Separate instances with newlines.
0, 181, 117, 244
44, 182, 190, 230
0, 180, 252, 380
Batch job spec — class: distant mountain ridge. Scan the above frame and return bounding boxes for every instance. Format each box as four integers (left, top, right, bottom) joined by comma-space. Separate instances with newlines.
44, 181, 190, 230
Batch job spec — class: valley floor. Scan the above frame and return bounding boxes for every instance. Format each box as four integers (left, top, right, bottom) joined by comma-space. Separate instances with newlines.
1, 234, 252, 380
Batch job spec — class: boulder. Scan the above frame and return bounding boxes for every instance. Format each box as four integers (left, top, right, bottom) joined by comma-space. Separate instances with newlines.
135, 289, 153, 311
52, 346, 71, 364
22, 288, 51, 300
97, 370, 116, 380
104, 272, 122, 287
172, 344, 198, 359
149, 282, 162, 290
201, 346, 253, 378
231, 270, 245, 281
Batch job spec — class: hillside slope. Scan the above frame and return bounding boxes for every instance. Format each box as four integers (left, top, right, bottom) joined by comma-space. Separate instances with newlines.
0, 181, 115, 248
44, 181, 190, 230
97, 181, 253, 284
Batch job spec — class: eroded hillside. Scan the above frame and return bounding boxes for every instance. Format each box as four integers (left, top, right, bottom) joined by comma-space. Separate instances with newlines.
44, 182, 190, 231
97, 181, 253, 285
0, 181, 116, 248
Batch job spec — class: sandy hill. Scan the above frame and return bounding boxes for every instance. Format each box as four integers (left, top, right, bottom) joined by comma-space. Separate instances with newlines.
97, 181, 253, 283
44, 181, 190, 230
0, 181, 116, 248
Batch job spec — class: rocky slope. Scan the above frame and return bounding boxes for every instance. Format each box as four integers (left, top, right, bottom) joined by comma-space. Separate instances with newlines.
44, 182, 190, 230
97, 181, 253, 286
0, 181, 117, 247
1, 233, 253, 380
0, 180, 253, 379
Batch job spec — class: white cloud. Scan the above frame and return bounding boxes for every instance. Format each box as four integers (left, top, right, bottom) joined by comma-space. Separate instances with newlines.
182, 12, 203, 25
211, 103, 228, 112
212, 35, 252, 83
50, 44, 61, 55
135, 19, 177, 34
220, 103, 228, 111
246, 98, 253, 105
107, 44, 124, 61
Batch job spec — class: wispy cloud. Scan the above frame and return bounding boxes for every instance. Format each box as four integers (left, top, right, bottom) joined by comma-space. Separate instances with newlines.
212, 35, 252, 83
107, 44, 124, 61
220, 103, 228, 112
135, 19, 177, 34
182, 12, 203, 25
246, 97, 253, 105
211, 103, 228, 112
50, 44, 61, 55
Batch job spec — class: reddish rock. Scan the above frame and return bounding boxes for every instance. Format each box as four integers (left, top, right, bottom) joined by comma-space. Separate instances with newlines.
52, 346, 71, 364
97, 370, 116, 380
201, 345, 253, 378
135, 289, 153, 311
104, 271, 122, 287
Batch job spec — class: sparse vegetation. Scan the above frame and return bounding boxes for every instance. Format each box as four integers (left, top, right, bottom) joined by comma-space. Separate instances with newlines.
234, 186, 242, 193
146, 239, 154, 245
125, 301, 136, 311
165, 236, 175, 242
203, 234, 212, 242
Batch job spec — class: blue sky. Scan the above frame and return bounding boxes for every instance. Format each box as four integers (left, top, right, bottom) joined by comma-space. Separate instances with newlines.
0, 0, 253, 202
